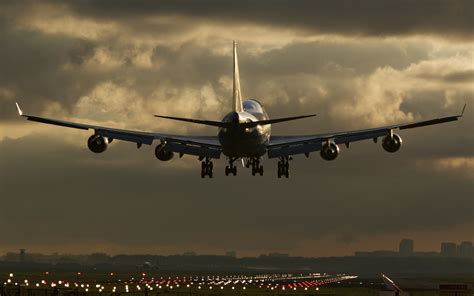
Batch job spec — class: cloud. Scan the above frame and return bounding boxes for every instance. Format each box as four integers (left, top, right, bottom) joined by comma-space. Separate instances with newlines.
425, 157, 474, 180
55, 0, 474, 40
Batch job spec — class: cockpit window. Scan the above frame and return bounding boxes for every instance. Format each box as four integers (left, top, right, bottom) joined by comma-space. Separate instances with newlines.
243, 99, 264, 114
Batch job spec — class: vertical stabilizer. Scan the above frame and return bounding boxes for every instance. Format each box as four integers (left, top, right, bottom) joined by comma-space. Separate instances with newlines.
233, 40, 244, 112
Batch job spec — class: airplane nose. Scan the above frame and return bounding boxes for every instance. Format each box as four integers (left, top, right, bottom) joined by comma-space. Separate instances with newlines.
229, 112, 240, 125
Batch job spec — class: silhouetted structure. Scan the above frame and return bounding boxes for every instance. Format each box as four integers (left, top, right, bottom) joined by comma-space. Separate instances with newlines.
441, 242, 457, 257
19, 249, 26, 263
225, 251, 237, 258
399, 239, 414, 256
458, 241, 473, 258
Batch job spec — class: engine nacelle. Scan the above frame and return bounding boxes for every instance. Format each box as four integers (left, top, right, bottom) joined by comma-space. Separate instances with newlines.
382, 133, 402, 153
155, 143, 174, 161
87, 135, 109, 153
320, 141, 339, 161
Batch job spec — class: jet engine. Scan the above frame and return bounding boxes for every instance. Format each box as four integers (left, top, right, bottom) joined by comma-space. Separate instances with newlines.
382, 133, 402, 153
87, 135, 109, 153
155, 143, 174, 161
320, 141, 339, 161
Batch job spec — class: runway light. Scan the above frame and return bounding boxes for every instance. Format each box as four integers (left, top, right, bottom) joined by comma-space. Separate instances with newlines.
9, 273, 13, 278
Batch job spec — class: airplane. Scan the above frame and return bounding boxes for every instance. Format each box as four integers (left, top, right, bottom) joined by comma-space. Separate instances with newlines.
15, 40, 465, 178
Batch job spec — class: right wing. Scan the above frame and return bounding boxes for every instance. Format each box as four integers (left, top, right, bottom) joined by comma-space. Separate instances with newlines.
16, 103, 221, 159
267, 106, 465, 158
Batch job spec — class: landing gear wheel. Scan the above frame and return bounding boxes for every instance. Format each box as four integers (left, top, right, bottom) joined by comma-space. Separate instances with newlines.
251, 158, 263, 176
277, 157, 290, 178
225, 159, 237, 176
201, 158, 213, 178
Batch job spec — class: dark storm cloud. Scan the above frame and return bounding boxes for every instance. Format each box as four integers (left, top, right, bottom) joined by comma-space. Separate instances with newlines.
0, 11, 100, 119
61, 0, 474, 39
417, 70, 474, 83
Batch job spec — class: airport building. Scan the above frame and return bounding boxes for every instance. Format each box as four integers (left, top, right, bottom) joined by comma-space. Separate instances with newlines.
225, 251, 237, 258
399, 239, 414, 256
441, 242, 457, 257
458, 241, 473, 258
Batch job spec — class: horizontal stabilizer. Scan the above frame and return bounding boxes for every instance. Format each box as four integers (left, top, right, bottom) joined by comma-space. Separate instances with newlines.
240, 114, 316, 128
154, 115, 230, 128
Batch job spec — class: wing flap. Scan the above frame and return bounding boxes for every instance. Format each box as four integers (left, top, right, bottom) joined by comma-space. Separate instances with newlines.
97, 128, 154, 145
268, 141, 322, 158
166, 141, 221, 159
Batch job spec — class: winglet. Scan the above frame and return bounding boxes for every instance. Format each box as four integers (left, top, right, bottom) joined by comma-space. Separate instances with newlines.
460, 103, 467, 116
15, 102, 23, 116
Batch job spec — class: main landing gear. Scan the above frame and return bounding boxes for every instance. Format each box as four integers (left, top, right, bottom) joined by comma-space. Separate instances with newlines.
277, 156, 290, 178
201, 158, 213, 178
225, 158, 237, 176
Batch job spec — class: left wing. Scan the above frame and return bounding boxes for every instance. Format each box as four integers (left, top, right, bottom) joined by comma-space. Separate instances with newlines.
15, 103, 221, 159
267, 105, 465, 158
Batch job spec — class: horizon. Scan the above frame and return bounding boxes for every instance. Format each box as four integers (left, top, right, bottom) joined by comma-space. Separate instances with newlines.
2, 238, 472, 258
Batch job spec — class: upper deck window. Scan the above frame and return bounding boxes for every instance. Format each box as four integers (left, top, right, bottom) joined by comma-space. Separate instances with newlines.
243, 99, 264, 114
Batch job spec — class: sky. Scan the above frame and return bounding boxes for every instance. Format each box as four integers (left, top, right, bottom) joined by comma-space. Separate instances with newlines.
0, 0, 473, 257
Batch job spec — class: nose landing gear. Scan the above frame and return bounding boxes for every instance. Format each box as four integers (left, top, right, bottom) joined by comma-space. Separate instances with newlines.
277, 156, 290, 178
250, 158, 264, 176
201, 158, 213, 178
225, 158, 237, 176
